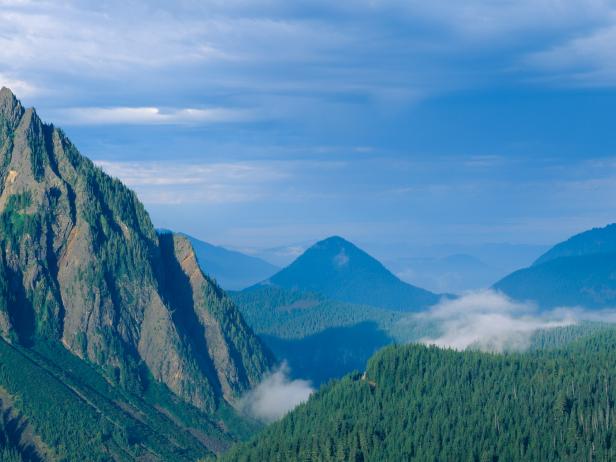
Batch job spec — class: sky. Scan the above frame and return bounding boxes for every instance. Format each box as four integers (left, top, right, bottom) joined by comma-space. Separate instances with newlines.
2, 0, 616, 276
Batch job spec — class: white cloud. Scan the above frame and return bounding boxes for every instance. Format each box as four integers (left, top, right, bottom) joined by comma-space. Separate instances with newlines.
2, 0, 614, 111
238, 363, 313, 423
0, 73, 38, 97
419, 290, 577, 352
49, 106, 255, 125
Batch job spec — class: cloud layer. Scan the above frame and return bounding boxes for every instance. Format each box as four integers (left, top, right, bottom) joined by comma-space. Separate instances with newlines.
3, 0, 616, 111
419, 290, 588, 352
238, 363, 314, 423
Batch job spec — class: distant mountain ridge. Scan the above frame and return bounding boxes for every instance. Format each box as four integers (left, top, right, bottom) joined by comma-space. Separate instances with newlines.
495, 222, 616, 308
257, 236, 440, 312
159, 230, 279, 290
532, 223, 616, 266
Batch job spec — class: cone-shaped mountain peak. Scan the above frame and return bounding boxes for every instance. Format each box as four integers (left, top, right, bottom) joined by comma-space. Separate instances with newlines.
262, 235, 440, 311
0, 91, 274, 412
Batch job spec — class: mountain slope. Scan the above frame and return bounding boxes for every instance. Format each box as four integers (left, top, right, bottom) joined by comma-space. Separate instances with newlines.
0, 336, 252, 461
494, 223, 616, 308
231, 286, 406, 384
533, 223, 616, 266
182, 233, 279, 290
259, 236, 440, 311
221, 327, 616, 462
0, 87, 273, 416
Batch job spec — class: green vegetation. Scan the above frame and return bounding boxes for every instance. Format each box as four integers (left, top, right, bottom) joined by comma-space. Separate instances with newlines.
0, 336, 259, 461
232, 286, 446, 384
222, 327, 616, 462
232, 286, 412, 384
0, 423, 23, 462
232, 286, 403, 340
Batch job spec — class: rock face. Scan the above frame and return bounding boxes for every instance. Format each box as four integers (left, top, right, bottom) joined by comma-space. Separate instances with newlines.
0, 87, 274, 411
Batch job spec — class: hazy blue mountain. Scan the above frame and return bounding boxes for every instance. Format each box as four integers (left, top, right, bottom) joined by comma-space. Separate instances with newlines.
495, 223, 616, 309
257, 236, 441, 312
533, 223, 616, 266
180, 233, 279, 290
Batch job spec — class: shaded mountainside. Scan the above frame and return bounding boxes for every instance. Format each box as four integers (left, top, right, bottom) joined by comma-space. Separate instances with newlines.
495, 223, 616, 309
182, 233, 279, 291
257, 236, 440, 312
231, 286, 408, 385
221, 326, 616, 462
0, 88, 274, 456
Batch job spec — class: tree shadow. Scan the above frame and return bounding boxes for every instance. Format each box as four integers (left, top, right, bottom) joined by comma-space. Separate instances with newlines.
1, 405, 43, 462
158, 233, 222, 398
6, 266, 35, 346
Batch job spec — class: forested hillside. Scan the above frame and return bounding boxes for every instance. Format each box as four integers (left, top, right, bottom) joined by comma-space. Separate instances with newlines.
221, 327, 616, 462
0, 337, 254, 461
232, 286, 420, 384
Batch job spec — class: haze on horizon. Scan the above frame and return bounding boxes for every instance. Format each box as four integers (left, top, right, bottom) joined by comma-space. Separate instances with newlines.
2, 0, 616, 287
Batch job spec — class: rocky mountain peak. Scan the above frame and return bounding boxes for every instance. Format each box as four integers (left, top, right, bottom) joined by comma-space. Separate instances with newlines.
0, 90, 274, 411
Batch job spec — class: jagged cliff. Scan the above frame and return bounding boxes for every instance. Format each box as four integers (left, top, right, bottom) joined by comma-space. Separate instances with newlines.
0, 87, 274, 412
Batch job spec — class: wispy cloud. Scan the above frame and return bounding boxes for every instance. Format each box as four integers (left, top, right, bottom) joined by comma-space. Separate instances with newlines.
0, 73, 38, 97
525, 19, 616, 86
2, 0, 615, 110
419, 290, 574, 351
238, 363, 313, 423
95, 160, 289, 204
50, 106, 255, 125
419, 290, 616, 352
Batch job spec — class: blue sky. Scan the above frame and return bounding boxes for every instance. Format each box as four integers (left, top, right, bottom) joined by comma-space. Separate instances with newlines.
2, 0, 616, 271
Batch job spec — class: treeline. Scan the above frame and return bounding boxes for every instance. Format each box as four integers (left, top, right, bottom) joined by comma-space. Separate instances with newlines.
221, 328, 616, 462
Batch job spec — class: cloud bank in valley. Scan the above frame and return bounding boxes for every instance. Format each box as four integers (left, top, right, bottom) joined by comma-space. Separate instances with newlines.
239, 363, 314, 423
416, 290, 616, 352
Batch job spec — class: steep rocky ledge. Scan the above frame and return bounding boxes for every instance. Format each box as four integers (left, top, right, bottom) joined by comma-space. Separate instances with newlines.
0, 87, 274, 411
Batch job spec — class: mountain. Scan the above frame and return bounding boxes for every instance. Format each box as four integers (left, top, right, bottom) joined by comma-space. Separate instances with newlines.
221, 326, 616, 462
257, 236, 440, 312
533, 223, 616, 265
494, 223, 616, 308
180, 233, 279, 290
0, 88, 274, 458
